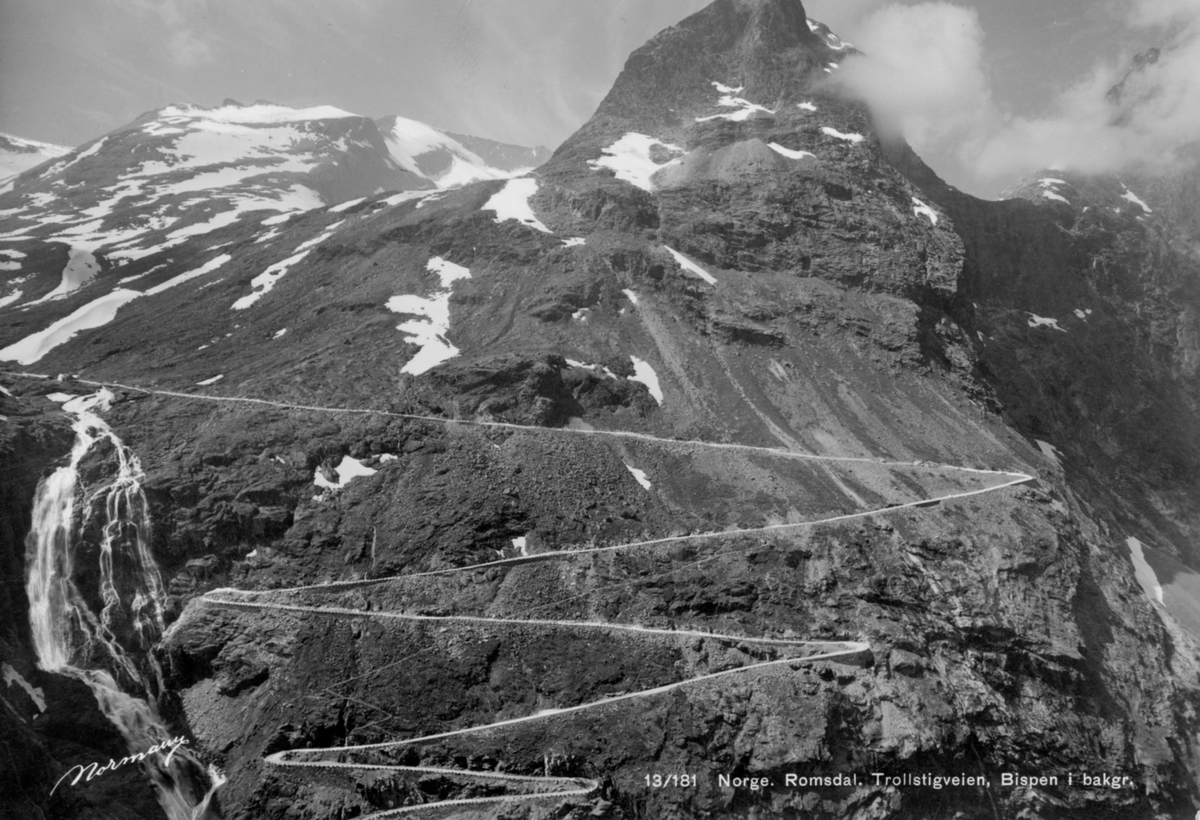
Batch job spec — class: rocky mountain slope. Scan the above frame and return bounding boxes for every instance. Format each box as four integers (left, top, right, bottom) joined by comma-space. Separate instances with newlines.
2, 1, 1198, 819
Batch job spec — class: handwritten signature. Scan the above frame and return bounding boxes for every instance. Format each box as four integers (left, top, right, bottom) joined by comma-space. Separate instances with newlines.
51, 736, 189, 795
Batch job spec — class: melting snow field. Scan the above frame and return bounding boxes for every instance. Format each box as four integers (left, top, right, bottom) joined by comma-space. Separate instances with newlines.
664, 246, 717, 285
1121, 186, 1152, 214
0, 289, 141, 364
768, 143, 816, 161
30, 246, 100, 304
1127, 537, 1165, 606
589, 133, 683, 192
821, 127, 864, 144
1027, 313, 1067, 332
388, 257, 472, 375
625, 464, 653, 490
911, 198, 939, 225
696, 81, 777, 122
314, 455, 378, 490
233, 221, 342, 310
629, 356, 664, 404
566, 359, 619, 379
483, 177, 551, 233
562, 237, 586, 247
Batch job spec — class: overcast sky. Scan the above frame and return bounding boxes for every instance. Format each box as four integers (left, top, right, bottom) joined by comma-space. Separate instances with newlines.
0, 0, 1189, 197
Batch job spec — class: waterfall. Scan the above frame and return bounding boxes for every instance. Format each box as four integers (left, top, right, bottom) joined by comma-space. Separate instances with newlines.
26, 390, 223, 820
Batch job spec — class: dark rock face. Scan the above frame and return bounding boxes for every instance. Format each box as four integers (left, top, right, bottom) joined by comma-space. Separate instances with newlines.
2, 1, 1199, 819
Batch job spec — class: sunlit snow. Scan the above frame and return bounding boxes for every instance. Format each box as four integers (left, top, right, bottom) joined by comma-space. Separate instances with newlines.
821, 127, 864, 144
0, 289, 22, 309
273, 328, 288, 339
1127, 536, 1165, 606
159, 103, 357, 123
562, 237, 586, 247
588, 133, 683, 192
314, 455, 378, 490
664, 246, 717, 285
1027, 313, 1067, 332
623, 289, 639, 306
1121, 187, 1152, 214
768, 143, 816, 161
483, 177, 551, 233
329, 197, 365, 213
797, 102, 817, 112
388, 257, 472, 375
29, 246, 100, 304
144, 254, 231, 296
629, 356, 664, 404
0, 289, 141, 364
232, 251, 309, 310
911, 198, 939, 225
233, 221, 342, 309
625, 464, 653, 490
196, 374, 224, 386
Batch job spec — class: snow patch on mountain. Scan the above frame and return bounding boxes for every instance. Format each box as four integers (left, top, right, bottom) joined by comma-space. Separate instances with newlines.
629, 356, 664, 404
589, 133, 683, 192
697, 82, 776, 122
29, 246, 100, 304
664, 246, 717, 285
483, 178, 551, 233
911, 198, 939, 225
821, 127, 864, 144
0, 132, 71, 183
314, 455, 378, 490
0, 289, 141, 364
388, 257, 472, 375
768, 143, 816, 161
1121, 186, 1152, 214
625, 464, 653, 490
379, 116, 534, 190
1028, 313, 1067, 332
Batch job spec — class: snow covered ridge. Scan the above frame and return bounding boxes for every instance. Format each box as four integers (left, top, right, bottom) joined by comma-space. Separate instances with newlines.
483, 177, 551, 233
0, 103, 547, 265
379, 115, 538, 190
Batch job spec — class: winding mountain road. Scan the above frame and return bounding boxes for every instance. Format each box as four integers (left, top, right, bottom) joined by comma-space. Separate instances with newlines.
6, 372, 1037, 817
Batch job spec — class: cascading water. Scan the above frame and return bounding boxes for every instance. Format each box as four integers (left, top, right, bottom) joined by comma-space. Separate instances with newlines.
26, 389, 223, 820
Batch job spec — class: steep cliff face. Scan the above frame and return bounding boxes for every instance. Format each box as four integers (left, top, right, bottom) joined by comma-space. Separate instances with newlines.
3, 1, 1199, 819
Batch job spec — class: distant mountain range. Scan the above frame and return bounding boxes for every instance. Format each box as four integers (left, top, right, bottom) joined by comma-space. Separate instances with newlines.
0, 101, 549, 268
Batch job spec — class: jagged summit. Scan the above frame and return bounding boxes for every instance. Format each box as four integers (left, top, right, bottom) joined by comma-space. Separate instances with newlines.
544, 0, 855, 186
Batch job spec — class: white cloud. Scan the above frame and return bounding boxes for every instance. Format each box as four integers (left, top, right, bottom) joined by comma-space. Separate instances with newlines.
106, 0, 214, 66
835, 0, 1200, 194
